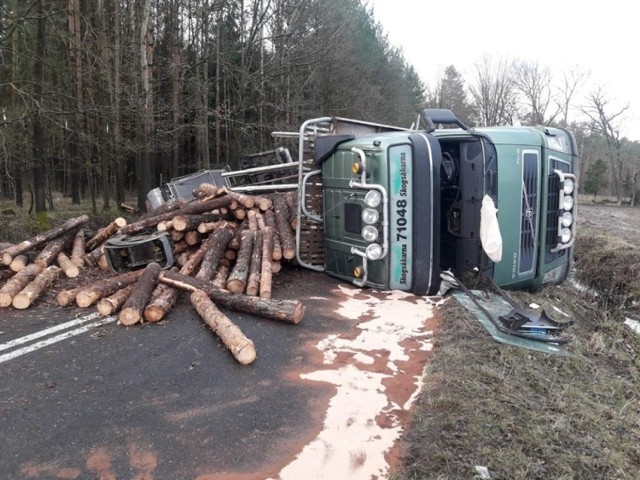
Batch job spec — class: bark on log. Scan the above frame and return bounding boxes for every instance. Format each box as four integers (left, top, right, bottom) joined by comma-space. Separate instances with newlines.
246, 230, 263, 296
84, 245, 104, 267
228, 219, 247, 250
160, 270, 304, 324
60, 269, 144, 307
171, 230, 185, 242
70, 229, 86, 268
273, 195, 295, 259
86, 217, 127, 250
195, 226, 234, 281
247, 209, 258, 233
173, 214, 219, 232
226, 230, 253, 293
174, 240, 188, 254
96, 284, 135, 316
0, 264, 43, 307
143, 267, 179, 323
260, 227, 274, 300
120, 195, 232, 235
263, 210, 282, 260
139, 197, 187, 220
57, 252, 80, 278
119, 262, 162, 326
222, 188, 255, 209
212, 264, 229, 288
12, 265, 60, 309
192, 183, 220, 199
9, 254, 29, 272
34, 230, 76, 268
190, 290, 256, 365
2, 215, 89, 265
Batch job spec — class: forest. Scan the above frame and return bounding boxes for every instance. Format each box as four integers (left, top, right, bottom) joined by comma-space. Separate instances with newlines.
1, 0, 639, 214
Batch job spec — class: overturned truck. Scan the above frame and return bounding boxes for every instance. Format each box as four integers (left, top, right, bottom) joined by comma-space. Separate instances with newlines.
144, 109, 579, 295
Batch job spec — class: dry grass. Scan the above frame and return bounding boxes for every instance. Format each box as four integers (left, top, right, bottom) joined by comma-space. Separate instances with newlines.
396, 225, 640, 479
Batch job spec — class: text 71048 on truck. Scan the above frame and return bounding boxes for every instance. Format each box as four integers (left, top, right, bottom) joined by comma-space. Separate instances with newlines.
294, 108, 579, 295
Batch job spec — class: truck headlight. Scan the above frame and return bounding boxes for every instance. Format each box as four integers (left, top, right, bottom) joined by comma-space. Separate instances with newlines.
563, 195, 574, 211
364, 190, 382, 208
362, 208, 379, 224
560, 227, 572, 243
361, 225, 378, 242
563, 178, 574, 195
561, 211, 573, 227
365, 243, 383, 260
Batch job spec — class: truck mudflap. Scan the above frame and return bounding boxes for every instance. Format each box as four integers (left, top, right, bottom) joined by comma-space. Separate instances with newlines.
408, 132, 442, 295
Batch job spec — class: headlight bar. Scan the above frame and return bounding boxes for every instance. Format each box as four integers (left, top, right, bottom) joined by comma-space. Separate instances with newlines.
551, 169, 577, 253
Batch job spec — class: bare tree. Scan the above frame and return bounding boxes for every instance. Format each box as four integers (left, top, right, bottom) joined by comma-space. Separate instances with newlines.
581, 87, 629, 206
556, 66, 589, 127
467, 55, 518, 126
513, 60, 552, 125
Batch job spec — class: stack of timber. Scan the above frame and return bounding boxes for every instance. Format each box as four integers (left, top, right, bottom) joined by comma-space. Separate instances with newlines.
0, 186, 308, 365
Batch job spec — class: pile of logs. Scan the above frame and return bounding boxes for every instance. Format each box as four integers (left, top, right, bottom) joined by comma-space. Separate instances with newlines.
0, 186, 305, 365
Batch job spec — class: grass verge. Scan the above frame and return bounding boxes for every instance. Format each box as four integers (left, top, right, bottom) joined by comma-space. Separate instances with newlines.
396, 232, 640, 479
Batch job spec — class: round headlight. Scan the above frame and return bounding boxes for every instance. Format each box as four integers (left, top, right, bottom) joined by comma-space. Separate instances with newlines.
560, 227, 572, 243
365, 243, 383, 260
563, 178, 574, 195
562, 195, 574, 211
361, 225, 379, 242
364, 190, 382, 208
362, 208, 379, 224
561, 211, 573, 227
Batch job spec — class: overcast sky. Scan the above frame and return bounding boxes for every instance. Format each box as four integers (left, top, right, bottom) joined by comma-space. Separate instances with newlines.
369, 0, 639, 140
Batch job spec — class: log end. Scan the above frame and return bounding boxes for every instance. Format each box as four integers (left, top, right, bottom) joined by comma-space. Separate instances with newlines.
96, 301, 115, 317
76, 291, 100, 308
2, 252, 13, 265
119, 307, 142, 326
64, 266, 80, 278
143, 305, 165, 323
291, 302, 305, 325
0, 294, 13, 308
235, 343, 257, 365
226, 280, 245, 294
12, 294, 31, 310
57, 291, 74, 307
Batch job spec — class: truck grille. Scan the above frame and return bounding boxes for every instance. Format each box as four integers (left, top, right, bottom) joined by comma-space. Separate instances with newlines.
519, 152, 538, 274
545, 159, 569, 263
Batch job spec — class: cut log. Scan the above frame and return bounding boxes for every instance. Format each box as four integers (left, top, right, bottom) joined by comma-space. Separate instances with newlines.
228, 219, 247, 250
273, 195, 295, 259
174, 240, 188, 254
195, 226, 235, 281
96, 284, 135, 316
190, 290, 256, 365
171, 230, 185, 242
120, 203, 139, 214
139, 196, 187, 220
247, 209, 258, 233
143, 268, 179, 323
61, 269, 144, 307
120, 195, 232, 236
173, 214, 219, 232
57, 252, 80, 278
157, 220, 173, 232
212, 264, 229, 288
260, 227, 274, 300
192, 183, 220, 199
184, 230, 202, 246
232, 208, 247, 221
222, 188, 255, 209
70, 229, 86, 268
119, 262, 162, 326
34, 230, 77, 268
84, 245, 104, 267
12, 266, 60, 309
246, 230, 263, 296
263, 210, 282, 260
160, 270, 304, 324
226, 230, 253, 293
224, 249, 236, 261
0, 264, 43, 307
2, 215, 89, 265
97, 254, 110, 271
86, 217, 127, 250
9, 254, 29, 272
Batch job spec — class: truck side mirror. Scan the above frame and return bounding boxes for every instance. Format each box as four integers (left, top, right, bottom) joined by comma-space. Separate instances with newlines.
420, 108, 469, 131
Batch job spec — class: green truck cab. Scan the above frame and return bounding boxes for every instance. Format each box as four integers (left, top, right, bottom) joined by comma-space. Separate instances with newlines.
296, 109, 579, 295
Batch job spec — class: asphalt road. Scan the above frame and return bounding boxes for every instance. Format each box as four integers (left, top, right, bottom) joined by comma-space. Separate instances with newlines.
0, 267, 437, 480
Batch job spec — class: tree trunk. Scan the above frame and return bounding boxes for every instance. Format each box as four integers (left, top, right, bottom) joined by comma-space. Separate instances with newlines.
97, 284, 135, 316
159, 270, 304, 324
2, 215, 89, 265
226, 229, 253, 293
273, 195, 295, 259
12, 266, 60, 310
143, 267, 179, 323
213, 264, 229, 288
58, 269, 143, 307
190, 290, 256, 365
57, 252, 80, 278
119, 262, 162, 325
263, 210, 282, 260
173, 214, 219, 232
70, 229, 86, 268
32, 0, 47, 213
0, 264, 43, 307
34, 231, 76, 268
195, 226, 235, 281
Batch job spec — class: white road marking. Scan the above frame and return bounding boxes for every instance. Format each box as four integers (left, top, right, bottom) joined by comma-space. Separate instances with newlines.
0, 315, 116, 364
0, 312, 102, 353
